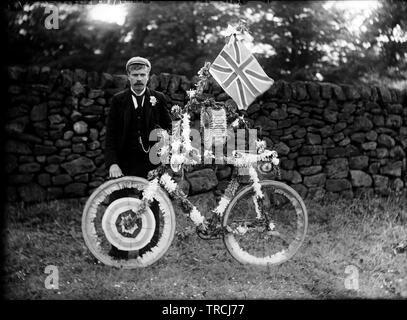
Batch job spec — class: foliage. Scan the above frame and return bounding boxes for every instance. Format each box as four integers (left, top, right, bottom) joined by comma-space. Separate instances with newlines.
5, 1, 407, 88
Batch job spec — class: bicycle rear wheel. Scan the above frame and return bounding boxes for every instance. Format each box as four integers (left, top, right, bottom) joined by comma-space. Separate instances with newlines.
222, 180, 308, 266
82, 176, 176, 268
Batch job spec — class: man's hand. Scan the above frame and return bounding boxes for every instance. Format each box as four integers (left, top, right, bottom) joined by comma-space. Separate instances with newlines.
109, 164, 123, 178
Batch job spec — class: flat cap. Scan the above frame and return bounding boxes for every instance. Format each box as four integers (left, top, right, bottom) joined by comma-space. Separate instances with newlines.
126, 56, 151, 71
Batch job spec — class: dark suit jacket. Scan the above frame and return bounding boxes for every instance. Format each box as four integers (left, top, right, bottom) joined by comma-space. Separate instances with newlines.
105, 87, 172, 169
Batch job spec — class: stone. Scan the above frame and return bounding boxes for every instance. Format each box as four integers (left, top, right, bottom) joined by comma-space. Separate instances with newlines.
361, 142, 377, 151
339, 137, 351, 146
326, 179, 352, 192
387, 104, 403, 114
294, 127, 307, 138
333, 132, 345, 142
100, 73, 114, 88
72, 143, 86, 153
350, 170, 372, 187
34, 145, 57, 155
300, 145, 324, 155
327, 147, 347, 158
187, 191, 217, 218
9, 174, 34, 185
377, 134, 395, 148
320, 83, 333, 99
325, 158, 349, 178
313, 155, 327, 165
369, 162, 381, 174
303, 173, 326, 188
274, 142, 290, 156
31, 103, 47, 122
386, 115, 403, 129
323, 109, 338, 123
254, 116, 277, 130
73, 121, 88, 134
372, 175, 389, 189
341, 103, 356, 114
55, 139, 71, 148
216, 166, 232, 180
19, 162, 41, 173
8, 66, 26, 81
353, 116, 373, 132
88, 89, 104, 99
351, 132, 366, 143
342, 85, 361, 99
185, 168, 218, 195
172, 176, 190, 196
64, 131, 74, 140
307, 187, 325, 201
281, 159, 295, 170
52, 174, 73, 186
320, 126, 334, 138
334, 122, 348, 133
372, 115, 385, 127
349, 156, 369, 170
380, 161, 402, 177
113, 75, 128, 89
299, 166, 322, 176
247, 104, 261, 116
366, 130, 378, 141
378, 86, 391, 102
376, 148, 389, 159
64, 183, 87, 197
297, 156, 312, 167
61, 156, 96, 176
306, 133, 322, 145
71, 82, 86, 96
38, 173, 51, 187
270, 109, 288, 120
390, 146, 406, 159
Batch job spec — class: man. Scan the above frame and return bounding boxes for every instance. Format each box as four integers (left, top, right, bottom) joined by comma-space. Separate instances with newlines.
105, 56, 172, 259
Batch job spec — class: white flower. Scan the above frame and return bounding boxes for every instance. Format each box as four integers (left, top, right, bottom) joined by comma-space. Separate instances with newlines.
190, 207, 205, 226
150, 96, 157, 106
272, 157, 280, 166
142, 178, 159, 202
187, 89, 196, 99
160, 173, 177, 193
213, 197, 230, 216
236, 225, 248, 235
171, 104, 180, 113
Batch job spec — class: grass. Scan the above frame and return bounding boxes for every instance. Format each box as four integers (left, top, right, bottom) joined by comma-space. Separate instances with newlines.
2, 192, 407, 300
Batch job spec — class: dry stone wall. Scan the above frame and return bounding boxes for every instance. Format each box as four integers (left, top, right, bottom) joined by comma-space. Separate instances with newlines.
5, 65, 407, 203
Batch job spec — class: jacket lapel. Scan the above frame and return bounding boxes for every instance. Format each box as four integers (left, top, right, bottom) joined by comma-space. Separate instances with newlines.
144, 87, 152, 133
122, 89, 133, 139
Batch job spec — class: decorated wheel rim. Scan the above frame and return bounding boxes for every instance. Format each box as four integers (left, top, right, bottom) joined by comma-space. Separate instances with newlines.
102, 197, 156, 251
222, 180, 308, 266
82, 176, 176, 268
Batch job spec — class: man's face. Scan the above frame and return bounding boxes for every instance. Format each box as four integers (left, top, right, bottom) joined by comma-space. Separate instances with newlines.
128, 65, 149, 93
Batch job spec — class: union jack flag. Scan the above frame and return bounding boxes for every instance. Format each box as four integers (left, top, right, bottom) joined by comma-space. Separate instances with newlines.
209, 36, 274, 110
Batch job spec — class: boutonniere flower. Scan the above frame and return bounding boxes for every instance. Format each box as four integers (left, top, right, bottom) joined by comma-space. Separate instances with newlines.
150, 96, 157, 106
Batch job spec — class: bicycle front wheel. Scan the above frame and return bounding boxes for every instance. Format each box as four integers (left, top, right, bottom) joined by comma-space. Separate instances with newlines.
82, 176, 176, 268
222, 180, 308, 266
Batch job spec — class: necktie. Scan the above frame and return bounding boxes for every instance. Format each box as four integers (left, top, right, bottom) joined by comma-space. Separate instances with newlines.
130, 90, 144, 109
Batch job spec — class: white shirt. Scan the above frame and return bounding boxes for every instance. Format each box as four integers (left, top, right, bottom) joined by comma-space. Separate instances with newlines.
130, 87, 146, 110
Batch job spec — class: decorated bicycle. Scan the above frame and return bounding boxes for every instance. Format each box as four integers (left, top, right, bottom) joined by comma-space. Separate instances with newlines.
82, 24, 308, 269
